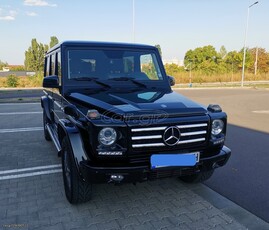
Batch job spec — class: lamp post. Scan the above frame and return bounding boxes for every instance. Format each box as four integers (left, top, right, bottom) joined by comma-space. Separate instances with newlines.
241, 1, 259, 87
132, 0, 135, 42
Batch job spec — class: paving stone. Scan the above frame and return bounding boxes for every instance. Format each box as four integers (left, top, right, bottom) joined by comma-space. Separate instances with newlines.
0, 114, 250, 230
96, 219, 120, 230
116, 216, 141, 228
150, 217, 174, 229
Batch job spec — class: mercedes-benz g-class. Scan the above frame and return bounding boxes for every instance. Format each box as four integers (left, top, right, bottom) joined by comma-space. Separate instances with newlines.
41, 41, 231, 204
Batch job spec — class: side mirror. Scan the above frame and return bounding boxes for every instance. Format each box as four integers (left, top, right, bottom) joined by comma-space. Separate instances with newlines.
64, 105, 79, 119
43, 75, 59, 88
167, 76, 175, 86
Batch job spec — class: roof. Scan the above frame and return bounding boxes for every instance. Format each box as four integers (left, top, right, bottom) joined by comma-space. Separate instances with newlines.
47, 40, 156, 53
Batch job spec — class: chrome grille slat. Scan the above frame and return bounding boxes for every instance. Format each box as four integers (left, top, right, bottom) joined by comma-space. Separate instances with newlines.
180, 131, 206, 136
131, 127, 167, 132
177, 138, 205, 144
132, 143, 165, 148
177, 123, 207, 129
132, 135, 162, 140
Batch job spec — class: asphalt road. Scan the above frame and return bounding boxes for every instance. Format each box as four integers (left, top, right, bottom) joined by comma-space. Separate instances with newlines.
177, 88, 269, 223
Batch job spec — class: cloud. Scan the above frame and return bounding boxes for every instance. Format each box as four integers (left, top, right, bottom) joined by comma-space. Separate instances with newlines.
26, 11, 37, 16
24, 0, 57, 7
0, 10, 17, 21
0, 15, 15, 21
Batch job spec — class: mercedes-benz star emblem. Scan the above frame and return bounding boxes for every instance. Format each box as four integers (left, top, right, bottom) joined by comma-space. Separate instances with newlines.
163, 126, 181, 146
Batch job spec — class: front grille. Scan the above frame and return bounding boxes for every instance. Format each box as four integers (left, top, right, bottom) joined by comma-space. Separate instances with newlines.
131, 122, 208, 150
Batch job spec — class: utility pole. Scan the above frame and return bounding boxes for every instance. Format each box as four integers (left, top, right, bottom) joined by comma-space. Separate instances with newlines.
254, 47, 258, 75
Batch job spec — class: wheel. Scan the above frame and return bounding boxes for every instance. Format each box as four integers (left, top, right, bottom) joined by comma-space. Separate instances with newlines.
179, 170, 214, 183
43, 110, 51, 141
61, 137, 92, 204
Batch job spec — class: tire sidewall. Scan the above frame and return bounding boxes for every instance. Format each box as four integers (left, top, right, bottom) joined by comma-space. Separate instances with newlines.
61, 138, 74, 203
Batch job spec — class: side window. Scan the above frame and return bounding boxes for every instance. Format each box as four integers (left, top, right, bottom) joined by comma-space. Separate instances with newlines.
45, 56, 50, 77
140, 54, 162, 80
50, 53, 55, 75
57, 52, 62, 85
57, 52, 61, 77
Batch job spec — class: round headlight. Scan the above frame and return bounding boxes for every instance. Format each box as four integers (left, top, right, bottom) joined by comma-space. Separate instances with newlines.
98, 127, 117, 146
211, 119, 224, 136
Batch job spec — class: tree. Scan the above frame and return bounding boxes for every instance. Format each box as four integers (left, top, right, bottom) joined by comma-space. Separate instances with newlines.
0, 60, 8, 70
155, 44, 162, 57
50, 36, 59, 48
24, 36, 59, 71
184, 45, 222, 75
224, 51, 242, 73
219, 45, 227, 59
24, 39, 48, 71
249, 48, 269, 73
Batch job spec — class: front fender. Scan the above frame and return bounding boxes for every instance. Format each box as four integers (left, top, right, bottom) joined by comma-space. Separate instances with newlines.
58, 119, 89, 179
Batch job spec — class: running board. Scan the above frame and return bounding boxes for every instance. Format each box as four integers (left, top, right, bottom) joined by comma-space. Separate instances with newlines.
46, 124, 62, 155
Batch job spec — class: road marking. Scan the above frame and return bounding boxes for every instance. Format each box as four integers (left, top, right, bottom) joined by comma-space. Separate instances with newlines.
0, 127, 43, 133
0, 164, 61, 175
0, 102, 40, 105
0, 169, 62, 180
252, 110, 269, 114
0, 112, 42, 115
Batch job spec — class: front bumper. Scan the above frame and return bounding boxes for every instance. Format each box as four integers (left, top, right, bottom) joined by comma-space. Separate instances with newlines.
80, 145, 231, 183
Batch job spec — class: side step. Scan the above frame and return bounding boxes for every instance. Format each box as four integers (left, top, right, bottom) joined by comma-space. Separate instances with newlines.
46, 124, 62, 156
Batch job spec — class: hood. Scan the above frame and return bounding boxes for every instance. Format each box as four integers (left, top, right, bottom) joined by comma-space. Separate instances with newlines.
68, 90, 207, 119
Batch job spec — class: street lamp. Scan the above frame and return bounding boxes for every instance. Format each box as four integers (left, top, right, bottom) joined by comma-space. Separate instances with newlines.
132, 0, 135, 42
241, 1, 259, 87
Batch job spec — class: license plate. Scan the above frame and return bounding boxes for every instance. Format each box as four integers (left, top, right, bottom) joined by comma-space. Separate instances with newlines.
151, 152, 200, 169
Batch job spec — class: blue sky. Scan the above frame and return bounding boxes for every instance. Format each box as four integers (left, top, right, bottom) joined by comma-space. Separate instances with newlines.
0, 0, 268, 65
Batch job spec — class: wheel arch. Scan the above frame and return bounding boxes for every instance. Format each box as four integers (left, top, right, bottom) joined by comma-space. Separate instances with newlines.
58, 119, 89, 180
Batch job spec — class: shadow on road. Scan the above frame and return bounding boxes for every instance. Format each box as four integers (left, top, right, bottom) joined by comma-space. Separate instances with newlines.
204, 124, 269, 223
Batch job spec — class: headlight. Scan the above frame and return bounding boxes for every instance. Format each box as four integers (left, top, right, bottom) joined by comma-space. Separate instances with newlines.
98, 127, 117, 146
211, 119, 224, 136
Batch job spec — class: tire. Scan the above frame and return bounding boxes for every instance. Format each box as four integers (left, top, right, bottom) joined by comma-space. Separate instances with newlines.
179, 169, 214, 183
61, 137, 92, 204
43, 110, 51, 141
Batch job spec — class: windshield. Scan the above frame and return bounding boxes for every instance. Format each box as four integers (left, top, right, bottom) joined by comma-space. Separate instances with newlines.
67, 49, 164, 81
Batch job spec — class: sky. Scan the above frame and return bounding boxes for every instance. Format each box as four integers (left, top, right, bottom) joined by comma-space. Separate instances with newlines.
0, 0, 268, 65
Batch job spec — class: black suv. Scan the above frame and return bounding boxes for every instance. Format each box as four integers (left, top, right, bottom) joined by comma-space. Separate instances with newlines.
41, 41, 231, 204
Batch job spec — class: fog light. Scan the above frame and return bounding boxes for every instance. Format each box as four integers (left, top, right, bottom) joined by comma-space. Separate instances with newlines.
110, 174, 124, 183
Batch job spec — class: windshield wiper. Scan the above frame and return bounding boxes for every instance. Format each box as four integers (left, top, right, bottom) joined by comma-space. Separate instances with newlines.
74, 77, 111, 89
110, 77, 147, 88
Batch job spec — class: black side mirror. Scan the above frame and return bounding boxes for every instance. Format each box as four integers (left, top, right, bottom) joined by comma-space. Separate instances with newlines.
43, 75, 59, 88
64, 105, 79, 119
167, 76, 175, 86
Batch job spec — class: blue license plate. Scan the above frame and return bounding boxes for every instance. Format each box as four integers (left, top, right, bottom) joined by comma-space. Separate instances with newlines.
151, 153, 199, 169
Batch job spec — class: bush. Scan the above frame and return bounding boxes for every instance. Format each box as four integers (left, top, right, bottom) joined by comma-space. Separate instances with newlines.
6, 74, 18, 87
